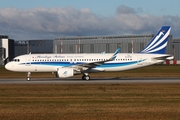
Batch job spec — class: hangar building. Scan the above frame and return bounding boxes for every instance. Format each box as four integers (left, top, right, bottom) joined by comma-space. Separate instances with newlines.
0, 35, 14, 65
172, 38, 180, 60
53, 34, 173, 55
14, 40, 53, 57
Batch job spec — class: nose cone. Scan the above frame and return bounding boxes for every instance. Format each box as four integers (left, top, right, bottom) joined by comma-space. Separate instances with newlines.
5, 63, 11, 71
5, 62, 15, 71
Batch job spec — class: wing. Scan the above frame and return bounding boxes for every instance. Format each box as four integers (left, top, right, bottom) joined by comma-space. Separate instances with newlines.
70, 48, 120, 69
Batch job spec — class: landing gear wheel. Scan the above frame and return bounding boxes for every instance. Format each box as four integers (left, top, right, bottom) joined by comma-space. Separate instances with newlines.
82, 75, 90, 81
27, 77, 31, 81
82, 76, 85, 80
85, 76, 90, 81
27, 72, 31, 81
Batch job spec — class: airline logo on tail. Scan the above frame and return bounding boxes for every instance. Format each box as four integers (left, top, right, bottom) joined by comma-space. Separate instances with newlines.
140, 26, 171, 54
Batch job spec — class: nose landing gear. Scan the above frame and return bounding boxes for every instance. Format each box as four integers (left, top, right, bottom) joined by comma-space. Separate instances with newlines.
27, 72, 31, 81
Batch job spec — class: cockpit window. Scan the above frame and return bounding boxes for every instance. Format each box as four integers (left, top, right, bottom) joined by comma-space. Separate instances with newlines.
13, 59, 20, 62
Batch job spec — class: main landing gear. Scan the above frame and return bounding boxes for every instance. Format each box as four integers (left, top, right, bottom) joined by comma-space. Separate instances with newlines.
27, 72, 31, 81
82, 73, 90, 80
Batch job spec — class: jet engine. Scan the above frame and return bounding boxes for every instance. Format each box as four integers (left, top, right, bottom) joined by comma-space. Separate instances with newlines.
56, 68, 74, 78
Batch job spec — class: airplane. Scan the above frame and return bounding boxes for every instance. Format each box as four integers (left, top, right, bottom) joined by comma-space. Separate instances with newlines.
5, 26, 173, 81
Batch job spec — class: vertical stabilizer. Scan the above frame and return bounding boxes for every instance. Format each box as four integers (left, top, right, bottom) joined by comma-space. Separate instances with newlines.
140, 26, 171, 54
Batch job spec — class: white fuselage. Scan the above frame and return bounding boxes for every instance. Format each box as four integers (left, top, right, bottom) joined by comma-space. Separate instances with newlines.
4, 26, 173, 80
5, 53, 167, 73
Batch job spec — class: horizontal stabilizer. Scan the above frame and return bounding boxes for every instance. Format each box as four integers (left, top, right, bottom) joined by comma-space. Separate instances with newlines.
153, 55, 174, 60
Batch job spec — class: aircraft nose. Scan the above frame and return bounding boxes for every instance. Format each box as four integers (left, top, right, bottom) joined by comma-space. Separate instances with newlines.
5, 63, 10, 70
5, 62, 14, 71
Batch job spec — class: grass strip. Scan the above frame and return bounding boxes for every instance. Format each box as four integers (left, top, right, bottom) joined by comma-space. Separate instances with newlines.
0, 84, 180, 120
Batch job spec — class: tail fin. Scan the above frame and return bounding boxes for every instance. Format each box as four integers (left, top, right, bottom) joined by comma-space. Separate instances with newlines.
140, 26, 171, 54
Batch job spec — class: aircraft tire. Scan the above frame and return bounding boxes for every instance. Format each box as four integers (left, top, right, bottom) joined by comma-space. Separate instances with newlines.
85, 76, 90, 81
27, 77, 31, 81
82, 75, 90, 80
82, 76, 85, 80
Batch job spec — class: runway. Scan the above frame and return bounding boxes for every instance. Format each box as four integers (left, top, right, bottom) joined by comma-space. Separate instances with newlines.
0, 77, 180, 84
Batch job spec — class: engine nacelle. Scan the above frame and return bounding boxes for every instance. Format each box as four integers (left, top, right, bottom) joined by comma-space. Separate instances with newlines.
56, 68, 74, 78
